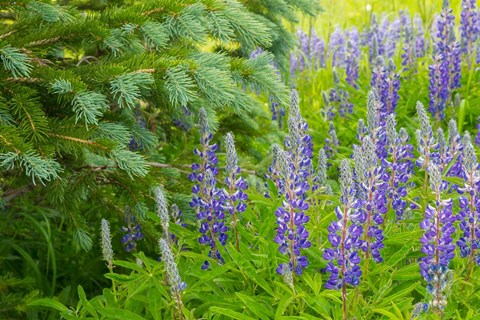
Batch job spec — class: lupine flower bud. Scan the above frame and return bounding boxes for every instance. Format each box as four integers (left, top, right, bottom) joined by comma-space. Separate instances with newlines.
329, 26, 346, 68
325, 122, 339, 158
415, 102, 435, 169
159, 238, 187, 294
101, 218, 114, 269
155, 187, 169, 238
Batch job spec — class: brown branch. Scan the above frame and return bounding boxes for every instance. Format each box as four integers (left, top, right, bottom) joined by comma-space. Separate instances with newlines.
48, 133, 110, 151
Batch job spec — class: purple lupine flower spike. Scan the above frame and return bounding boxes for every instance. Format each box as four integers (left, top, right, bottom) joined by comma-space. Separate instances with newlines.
329, 26, 346, 68
274, 150, 311, 277
345, 27, 360, 88
385, 114, 414, 220
275, 90, 312, 277
366, 89, 387, 159
265, 144, 284, 198
354, 135, 388, 263
414, 14, 425, 58
330, 71, 353, 117
419, 163, 455, 313
460, 0, 478, 61
383, 59, 400, 115
121, 206, 144, 252
224, 133, 248, 251
475, 117, 480, 146
324, 160, 363, 319
384, 18, 401, 58
189, 108, 227, 269
456, 132, 480, 268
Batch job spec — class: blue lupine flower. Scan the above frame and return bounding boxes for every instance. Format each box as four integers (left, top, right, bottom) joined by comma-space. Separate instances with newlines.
189, 108, 227, 269
414, 14, 426, 58
121, 207, 144, 252
419, 163, 455, 313
365, 89, 387, 159
284, 90, 314, 181
384, 18, 401, 58
324, 159, 363, 289
354, 135, 388, 263
345, 27, 360, 88
460, 0, 478, 60
456, 132, 480, 265
275, 91, 312, 276
329, 71, 354, 117
224, 133, 248, 251
328, 26, 346, 68
274, 150, 311, 276
385, 115, 414, 220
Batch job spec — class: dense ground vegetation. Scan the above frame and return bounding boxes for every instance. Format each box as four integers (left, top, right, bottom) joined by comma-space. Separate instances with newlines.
3, 0, 480, 319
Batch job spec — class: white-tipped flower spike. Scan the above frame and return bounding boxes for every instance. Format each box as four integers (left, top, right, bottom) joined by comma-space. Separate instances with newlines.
416, 101, 433, 141
386, 114, 398, 148
353, 144, 367, 189
225, 133, 237, 174
317, 149, 328, 186
101, 218, 114, 270
463, 132, 477, 172
367, 89, 380, 130
159, 238, 186, 294
339, 159, 353, 200
155, 187, 169, 238
415, 101, 435, 169
357, 118, 366, 141
199, 108, 209, 135
428, 163, 442, 192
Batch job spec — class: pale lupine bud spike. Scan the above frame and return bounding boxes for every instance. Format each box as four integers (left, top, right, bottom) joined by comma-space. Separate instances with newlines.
437, 128, 446, 156
411, 302, 428, 319
278, 149, 290, 178
159, 238, 186, 294
329, 122, 339, 148
339, 159, 353, 199
386, 114, 398, 148
357, 118, 366, 139
399, 127, 409, 142
225, 133, 237, 173
367, 89, 380, 129
363, 135, 377, 170
100, 218, 114, 269
198, 108, 209, 135
447, 119, 459, 145
325, 184, 333, 196
428, 163, 442, 191
463, 131, 477, 172
290, 89, 300, 118
155, 187, 169, 235
416, 101, 432, 137
353, 144, 367, 185
317, 149, 328, 185
454, 94, 461, 108
322, 91, 329, 105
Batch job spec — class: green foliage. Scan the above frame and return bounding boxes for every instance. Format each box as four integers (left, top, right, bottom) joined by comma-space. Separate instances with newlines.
0, 0, 314, 318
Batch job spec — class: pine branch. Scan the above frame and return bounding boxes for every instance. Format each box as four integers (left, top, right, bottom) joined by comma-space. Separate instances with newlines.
0, 46, 32, 78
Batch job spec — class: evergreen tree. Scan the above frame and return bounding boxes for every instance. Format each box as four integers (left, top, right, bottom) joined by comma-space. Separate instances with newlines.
0, 0, 319, 317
